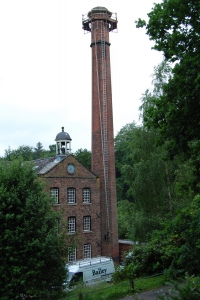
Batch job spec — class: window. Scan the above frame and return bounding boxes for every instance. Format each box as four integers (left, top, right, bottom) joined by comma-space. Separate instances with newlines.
68, 247, 76, 262
50, 188, 59, 204
68, 217, 76, 233
83, 216, 91, 232
70, 272, 83, 285
67, 188, 76, 204
83, 244, 91, 259
83, 188, 91, 203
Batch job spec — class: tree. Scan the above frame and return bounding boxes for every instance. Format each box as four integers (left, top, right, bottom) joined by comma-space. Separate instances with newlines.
4, 145, 34, 161
3, 143, 57, 161
136, 0, 200, 171
115, 123, 175, 212
115, 122, 137, 202
49, 144, 56, 155
136, 0, 200, 63
74, 148, 91, 170
117, 200, 135, 239
139, 60, 172, 123
33, 142, 44, 159
115, 121, 195, 241
0, 159, 69, 300
122, 194, 200, 278
141, 57, 200, 160
115, 123, 179, 241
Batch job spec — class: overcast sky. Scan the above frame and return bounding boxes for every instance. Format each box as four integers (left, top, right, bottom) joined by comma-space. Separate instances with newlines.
0, 0, 163, 156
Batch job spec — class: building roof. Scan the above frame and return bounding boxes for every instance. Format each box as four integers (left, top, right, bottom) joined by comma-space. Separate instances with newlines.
55, 127, 71, 141
33, 157, 57, 173
33, 154, 99, 178
118, 239, 138, 245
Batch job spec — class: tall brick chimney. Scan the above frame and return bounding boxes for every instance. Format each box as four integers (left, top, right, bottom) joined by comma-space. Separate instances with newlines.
82, 7, 119, 260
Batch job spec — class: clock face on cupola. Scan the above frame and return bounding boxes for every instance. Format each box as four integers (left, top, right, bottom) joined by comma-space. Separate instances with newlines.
67, 164, 75, 174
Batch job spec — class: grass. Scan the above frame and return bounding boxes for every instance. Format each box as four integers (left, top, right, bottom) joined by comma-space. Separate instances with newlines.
61, 274, 166, 300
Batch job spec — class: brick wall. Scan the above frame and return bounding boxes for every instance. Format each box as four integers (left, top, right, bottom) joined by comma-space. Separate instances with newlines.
119, 241, 135, 262
42, 155, 101, 260
90, 18, 119, 260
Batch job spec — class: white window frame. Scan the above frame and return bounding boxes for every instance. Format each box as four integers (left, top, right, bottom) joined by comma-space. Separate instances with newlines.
67, 188, 76, 204
83, 244, 91, 259
83, 188, 91, 203
50, 188, 59, 204
68, 247, 76, 262
68, 217, 76, 233
83, 216, 91, 232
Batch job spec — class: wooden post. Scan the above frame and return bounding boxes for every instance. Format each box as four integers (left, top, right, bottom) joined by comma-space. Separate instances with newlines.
79, 292, 83, 300
130, 278, 134, 292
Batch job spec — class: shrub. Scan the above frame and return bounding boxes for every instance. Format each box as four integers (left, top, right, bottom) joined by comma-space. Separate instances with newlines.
0, 160, 69, 300
157, 275, 200, 300
120, 194, 200, 280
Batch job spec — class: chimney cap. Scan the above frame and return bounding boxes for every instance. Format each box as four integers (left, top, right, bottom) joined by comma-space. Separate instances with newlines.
88, 6, 112, 17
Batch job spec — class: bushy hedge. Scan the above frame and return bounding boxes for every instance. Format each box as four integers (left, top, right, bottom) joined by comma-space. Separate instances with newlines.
114, 194, 200, 282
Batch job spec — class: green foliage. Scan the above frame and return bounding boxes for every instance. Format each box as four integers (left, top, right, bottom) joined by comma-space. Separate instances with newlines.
117, 200, 135, 239
115, 122, 189, 241
173, 158, 195, 205
123, 242, 171, 278
4, 145, 34, 161
74, 148, 91, 170
0, 159, 68, 299
157, 275, 200, 300
115, 122, 138, 202
3, 142, 57, 161
165, 194, 200, 277
33, 141, 44, 159
48, 144, 56, 155
139, 60, 172, 125
137, 0, 200, 190
141, 57, 200, 190
65, 275, 166, 300
135, 18, 146, 28
136, 0, 200, 62
112, 266, 128, 283
119, 194, 200, 281
142, 56, 200, 161
123, 127, 168, 213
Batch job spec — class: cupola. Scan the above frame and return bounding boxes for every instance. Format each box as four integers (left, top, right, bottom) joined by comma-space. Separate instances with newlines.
55, 127, 72, 156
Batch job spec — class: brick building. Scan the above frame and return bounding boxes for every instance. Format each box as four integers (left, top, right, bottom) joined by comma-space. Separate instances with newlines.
35, 127, 101, 261
35, 6, 119, 262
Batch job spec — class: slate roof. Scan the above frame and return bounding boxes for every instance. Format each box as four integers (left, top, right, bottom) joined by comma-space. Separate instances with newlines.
33, 156, 58, 174
33, 155, 98, 177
